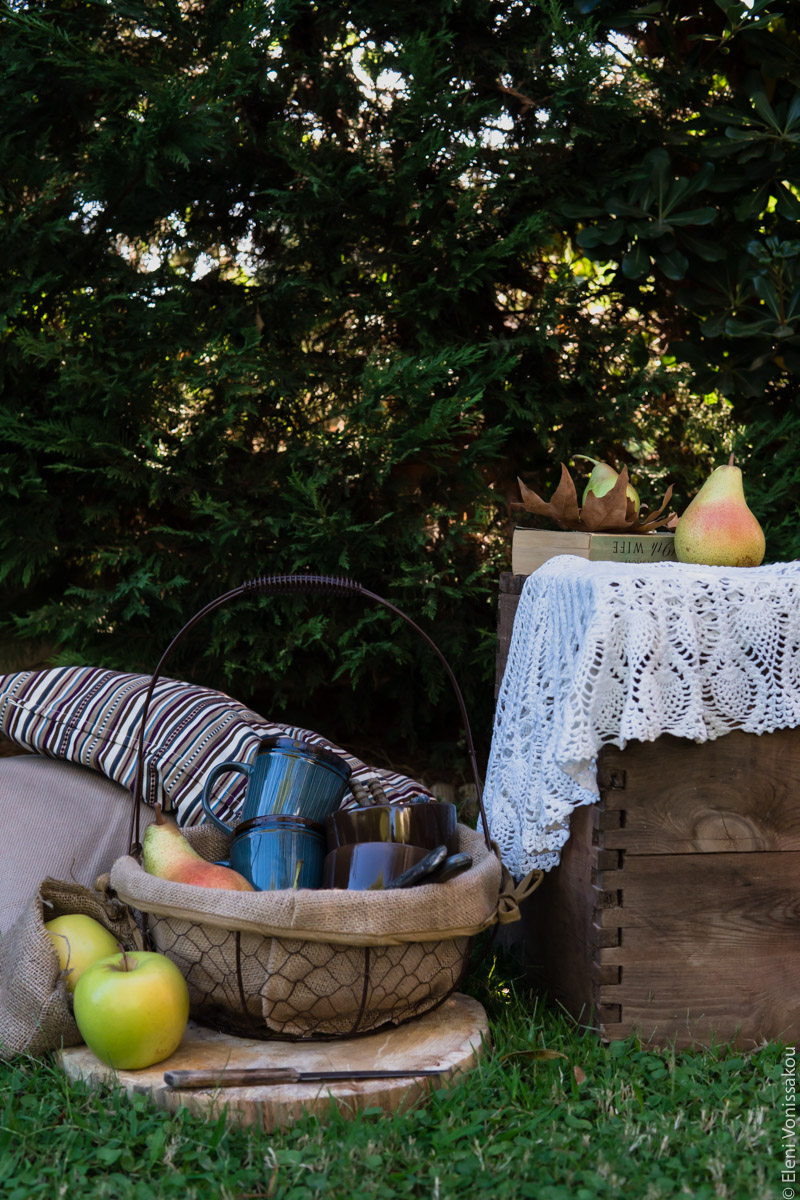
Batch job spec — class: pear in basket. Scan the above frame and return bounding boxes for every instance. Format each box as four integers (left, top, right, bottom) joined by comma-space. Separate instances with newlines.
143, 806, 254, 891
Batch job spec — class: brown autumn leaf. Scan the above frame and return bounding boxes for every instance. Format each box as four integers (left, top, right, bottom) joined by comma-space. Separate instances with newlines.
514, 463, 581, 529
631, 483, 675, 532
573, 1064, 587, 1086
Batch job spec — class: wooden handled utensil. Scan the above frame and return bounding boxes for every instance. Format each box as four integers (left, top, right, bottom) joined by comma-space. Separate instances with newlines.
164, 1066, 448, 1090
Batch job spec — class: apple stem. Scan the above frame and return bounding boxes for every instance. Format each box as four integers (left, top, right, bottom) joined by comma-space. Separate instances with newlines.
119, 946, 134, 973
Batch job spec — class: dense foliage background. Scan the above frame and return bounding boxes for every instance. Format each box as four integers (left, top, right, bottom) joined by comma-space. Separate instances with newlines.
1, 0, 798, 776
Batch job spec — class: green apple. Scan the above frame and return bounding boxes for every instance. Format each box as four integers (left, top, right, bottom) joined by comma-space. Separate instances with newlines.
44, 914, 120, 993
73, 950, 190, 1070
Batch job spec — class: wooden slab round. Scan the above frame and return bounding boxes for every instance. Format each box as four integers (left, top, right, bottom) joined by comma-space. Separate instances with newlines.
56, 993, 489, 1130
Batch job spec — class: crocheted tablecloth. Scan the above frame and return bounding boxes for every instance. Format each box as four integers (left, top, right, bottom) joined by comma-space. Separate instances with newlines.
483, 555, 800, 876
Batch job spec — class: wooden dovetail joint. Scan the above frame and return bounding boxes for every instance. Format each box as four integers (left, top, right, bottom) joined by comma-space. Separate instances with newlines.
597, 1003, 623, 1026
595, 963, 623, 987
593, 876, 624, 932
593, 922, 621, 948
594, 906, 624, 929
597, 767, 627, 791
598, 809, 624, 831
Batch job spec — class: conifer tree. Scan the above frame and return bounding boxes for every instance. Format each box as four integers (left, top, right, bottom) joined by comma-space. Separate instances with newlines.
1, 0, 797, 766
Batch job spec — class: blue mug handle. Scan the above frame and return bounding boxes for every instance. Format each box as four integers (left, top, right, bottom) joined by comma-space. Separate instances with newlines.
201, 760, 252, 833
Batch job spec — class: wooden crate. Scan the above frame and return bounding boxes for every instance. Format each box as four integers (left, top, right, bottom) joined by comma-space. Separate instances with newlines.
494, 574, 800, 1047
506, 728, 800, 1048
495, 572, 525, 696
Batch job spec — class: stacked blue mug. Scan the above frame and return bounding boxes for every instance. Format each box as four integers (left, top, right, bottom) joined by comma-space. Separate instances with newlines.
202, 737, 352, 890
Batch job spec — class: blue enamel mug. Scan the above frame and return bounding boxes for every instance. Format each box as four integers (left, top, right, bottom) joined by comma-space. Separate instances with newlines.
230, 815, 327, 891
202, 735, 352, 834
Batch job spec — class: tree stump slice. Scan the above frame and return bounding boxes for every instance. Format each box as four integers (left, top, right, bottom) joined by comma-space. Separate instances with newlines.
56, 992, 489, 1130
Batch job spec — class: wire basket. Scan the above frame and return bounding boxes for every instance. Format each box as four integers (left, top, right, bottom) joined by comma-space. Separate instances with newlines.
111, 573, 518, 1041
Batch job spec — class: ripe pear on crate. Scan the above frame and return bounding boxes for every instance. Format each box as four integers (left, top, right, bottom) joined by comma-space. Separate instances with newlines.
575, 455, 641, 511
142, 805, 254, 891
675, 454, 765, 568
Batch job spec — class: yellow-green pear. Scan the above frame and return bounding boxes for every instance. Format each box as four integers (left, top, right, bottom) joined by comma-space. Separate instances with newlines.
142, 806, 255, 891
675, 454, 765, 567
576, 455, 640, 511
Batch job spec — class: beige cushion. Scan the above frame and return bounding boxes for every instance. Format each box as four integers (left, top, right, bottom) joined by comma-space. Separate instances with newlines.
0, 756, 153, 934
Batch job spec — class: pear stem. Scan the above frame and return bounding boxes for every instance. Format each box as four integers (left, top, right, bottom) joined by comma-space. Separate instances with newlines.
154, 803, 165, 826
728, 452, 735, 466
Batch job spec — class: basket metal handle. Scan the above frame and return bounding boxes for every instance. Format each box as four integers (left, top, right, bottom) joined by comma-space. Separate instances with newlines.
128, 573, 491, 853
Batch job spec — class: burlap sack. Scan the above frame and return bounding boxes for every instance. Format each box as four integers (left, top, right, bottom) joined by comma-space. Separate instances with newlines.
0, 878, 142, 1059
110, 824, 521, 1040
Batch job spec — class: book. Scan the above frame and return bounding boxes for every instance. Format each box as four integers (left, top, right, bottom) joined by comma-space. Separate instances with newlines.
511, 528, 677, 576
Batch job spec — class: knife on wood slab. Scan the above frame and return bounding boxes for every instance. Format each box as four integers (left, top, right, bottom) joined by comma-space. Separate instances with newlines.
164, 1066, 448, 1090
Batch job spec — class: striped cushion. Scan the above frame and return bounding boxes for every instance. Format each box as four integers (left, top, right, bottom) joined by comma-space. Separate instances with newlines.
0, 668, 432, 826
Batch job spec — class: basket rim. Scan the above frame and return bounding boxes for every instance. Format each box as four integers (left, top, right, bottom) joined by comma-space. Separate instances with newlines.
109, 824, 503, 946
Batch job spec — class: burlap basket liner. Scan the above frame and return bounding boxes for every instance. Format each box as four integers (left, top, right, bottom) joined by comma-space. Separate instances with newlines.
0, 879, 141, 1060
110, 824, 506, 1039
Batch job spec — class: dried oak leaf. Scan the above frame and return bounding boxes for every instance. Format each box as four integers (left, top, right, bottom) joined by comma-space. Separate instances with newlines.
514, 464, 581, 529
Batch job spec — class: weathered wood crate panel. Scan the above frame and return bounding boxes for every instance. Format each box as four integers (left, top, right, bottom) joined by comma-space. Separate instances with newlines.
508, 729, 800, 1048
495, 573, 525, 697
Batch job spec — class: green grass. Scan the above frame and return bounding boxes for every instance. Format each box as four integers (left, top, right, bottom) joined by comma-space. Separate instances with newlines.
0, 956, 789, 1200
